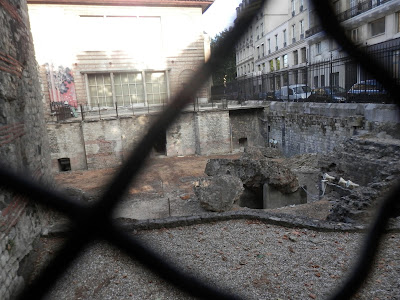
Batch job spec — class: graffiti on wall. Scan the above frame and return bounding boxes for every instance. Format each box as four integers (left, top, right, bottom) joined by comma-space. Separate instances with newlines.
45, 64, 77, 108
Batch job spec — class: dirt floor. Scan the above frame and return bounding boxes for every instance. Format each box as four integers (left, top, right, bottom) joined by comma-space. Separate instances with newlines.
53, 153, 331, 220
54, 154, 240, 197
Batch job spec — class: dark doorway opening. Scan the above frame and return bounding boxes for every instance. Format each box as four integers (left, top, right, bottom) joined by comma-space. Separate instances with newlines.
239, 137, 248, 148
153, 129, 167, 155
238, 187, 263, 209
58, 158, 71, 172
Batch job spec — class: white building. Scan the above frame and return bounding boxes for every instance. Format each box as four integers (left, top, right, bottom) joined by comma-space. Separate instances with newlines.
235, 0, 400, 98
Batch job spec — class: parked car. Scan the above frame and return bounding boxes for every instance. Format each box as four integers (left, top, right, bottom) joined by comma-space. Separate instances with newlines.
274, 89, 281, 101
309, 86, 347, 103
279, 84, 312, 102
347, 79, 388, 103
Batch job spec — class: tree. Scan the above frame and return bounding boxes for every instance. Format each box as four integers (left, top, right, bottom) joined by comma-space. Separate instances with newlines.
210, 28, 237, 86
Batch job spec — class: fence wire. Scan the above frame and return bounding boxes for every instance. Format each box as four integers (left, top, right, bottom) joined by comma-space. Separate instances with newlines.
0, 0, 399, 299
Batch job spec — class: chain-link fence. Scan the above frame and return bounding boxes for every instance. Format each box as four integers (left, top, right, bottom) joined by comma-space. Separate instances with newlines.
1, 0, 400, 299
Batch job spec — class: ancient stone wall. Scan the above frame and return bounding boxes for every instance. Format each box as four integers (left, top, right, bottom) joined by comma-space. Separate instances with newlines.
47, 109, 240, 172
0, 0, 51, 298
264, 102, 400, 157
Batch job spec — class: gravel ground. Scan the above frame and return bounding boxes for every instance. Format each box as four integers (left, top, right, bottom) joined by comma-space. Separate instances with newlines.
37, 219, 400, 300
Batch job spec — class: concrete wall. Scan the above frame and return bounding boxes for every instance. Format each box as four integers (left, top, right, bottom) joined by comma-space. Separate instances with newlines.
166, 113, 196, 156
0, 0, 52, 299
47, 122, 86, 171
196, 110, 231, 155
229, 108, 266, 151
264, 102, 400, 157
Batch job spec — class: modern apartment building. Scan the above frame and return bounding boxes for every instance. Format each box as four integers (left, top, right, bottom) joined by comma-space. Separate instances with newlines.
27, 0, 214, 119
235, 0, 400, 98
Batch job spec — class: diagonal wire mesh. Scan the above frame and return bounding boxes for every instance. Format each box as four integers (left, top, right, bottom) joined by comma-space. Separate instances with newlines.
0, 0, 399, 299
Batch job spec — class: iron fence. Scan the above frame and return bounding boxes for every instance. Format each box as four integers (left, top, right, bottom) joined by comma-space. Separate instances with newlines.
1, 0, 400, 299
213, 37, 400, 103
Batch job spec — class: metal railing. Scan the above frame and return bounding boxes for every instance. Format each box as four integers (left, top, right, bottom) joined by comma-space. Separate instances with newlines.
1, 0, 399, 299
336, 0, 393, 23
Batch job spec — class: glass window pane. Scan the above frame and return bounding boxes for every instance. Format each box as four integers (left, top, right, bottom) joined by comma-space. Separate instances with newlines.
115, 85, 122, 95
104, 75, 111, 85
116, 96, 123, 104
129, 84, 136, 93
122, 85, 129, 95
128, 73, 136, 83
97, 86, 105, 97
114, 74, 121, 84
88, 76, 96, 85
153, 84, 160, 93
123, 95, 130, 105
106, 96, 113, 107
146, 83, 152, 92
90, 86, 97, 97
105, 85, 112, 97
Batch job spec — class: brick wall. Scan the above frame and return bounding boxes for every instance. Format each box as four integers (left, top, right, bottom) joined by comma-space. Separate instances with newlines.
0, 0, 52, 298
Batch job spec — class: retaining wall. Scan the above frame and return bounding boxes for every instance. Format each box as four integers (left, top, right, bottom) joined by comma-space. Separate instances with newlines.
264, 102, 400, 156
48, 108, 265, 172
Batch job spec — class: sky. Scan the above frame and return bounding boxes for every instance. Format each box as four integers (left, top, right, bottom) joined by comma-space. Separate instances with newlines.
202, 0, 243, 38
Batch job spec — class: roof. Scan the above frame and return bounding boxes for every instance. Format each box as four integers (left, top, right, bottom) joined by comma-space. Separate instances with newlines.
27, 0, 214, 13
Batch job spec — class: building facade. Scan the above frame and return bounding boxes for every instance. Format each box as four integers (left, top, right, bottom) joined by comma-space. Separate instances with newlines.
27, 0, 214, 119
234, 0, 400, 99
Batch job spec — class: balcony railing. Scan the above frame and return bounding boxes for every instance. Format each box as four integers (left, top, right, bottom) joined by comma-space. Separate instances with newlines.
305, 25, 323, 38
337, 0, 392, 23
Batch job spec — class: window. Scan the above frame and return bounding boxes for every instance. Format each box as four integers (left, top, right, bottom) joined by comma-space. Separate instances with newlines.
370, 17, 385, 37
283, 54, 288, 68
252, 62, 254, 72
256, 26, 259, 40
275, 34, 278, 50
268, 39, 271, 53
87, 71, 167, 107
291, 0, 295, 15
292, 24, 296, 43
316, 42, 322, 54
257, 46, 260, 59
261, 44, 265, 57
393, 50, 400, 79
301, 47, 307, 63
275, 57, 281, 70
114, 73, 144, 106
293, 50, 299, 65
330, 72, 339, 86
88, 74, 113, 107
261, 22, 264, 36
283, 29, 287, 46
258, 64, 261, 71
283, 72, 288, 86
300, 0, 304, 11
351, 28, 360, 43
314, 76, 318, 87
397, 12, 400, 33
300, 20, 304, 38
269, 60, 274, 72
321, 75, 325, 87
333, 0, 340, 15
262, 63, 265, 71
144, 72, 167, 104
